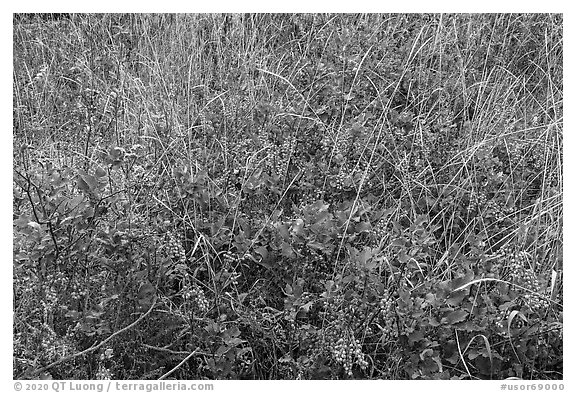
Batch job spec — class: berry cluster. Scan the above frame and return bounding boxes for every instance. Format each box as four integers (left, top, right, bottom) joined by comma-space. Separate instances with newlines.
338, 298, 366, 326
308, 251, 328, 273
167, 234, 186, 264
318, 293, 348, 324
222, 168, 242, 194
260, 138, 275, 168
262, 135, 297, 176
38, 325, 74, 363
494, 307, 509, 330
319, 134, 332, 154
197, 112, 214, 134
222, 250, 237, 262
296, 192, 316, 210
492, 197, 516, 222
379, 293, 398, 339
484, 244, 515, 280
70, 280, 87, 300
529, 144, 547, 170
95, 363, 113, 380
43, 284, 59, 307
222, 250, 255, 267
331, 334, 369, 377
278, 136, 296, 176
96, 348, 114, 380
42, 270, 69, 306
506, 141, 524, 166
333, 165, 352, 191
467, 192, 487, 215
39, 326, 59, 362
184, 286, 210, 314
372, 220, 387, 245
484, 198, 501, 220
521, 282, 547, 311
507, 250, 547, 312
496, 244, 515, 259
335, 128, 354, 159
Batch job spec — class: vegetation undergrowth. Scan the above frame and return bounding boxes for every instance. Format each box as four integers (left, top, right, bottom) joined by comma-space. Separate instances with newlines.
13, 13, 562, 380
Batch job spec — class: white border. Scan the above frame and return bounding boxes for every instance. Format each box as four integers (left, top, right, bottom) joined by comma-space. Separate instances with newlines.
4, 6, 571, 392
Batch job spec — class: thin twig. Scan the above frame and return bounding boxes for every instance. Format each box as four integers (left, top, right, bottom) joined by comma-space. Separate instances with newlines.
142, 344, 203, 356
455, 329, 472, 379
158, 348, 202, 380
